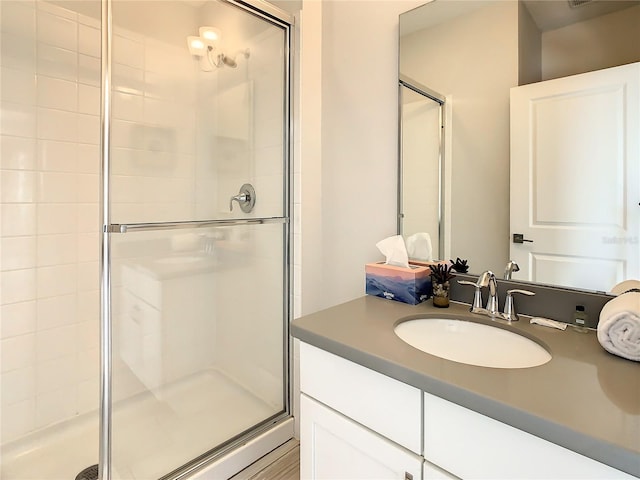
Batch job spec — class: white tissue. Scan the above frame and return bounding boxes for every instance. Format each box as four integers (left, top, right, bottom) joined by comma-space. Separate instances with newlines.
406, 232, 433, 262
530, 317, 567, 331
376, 235, 409, 268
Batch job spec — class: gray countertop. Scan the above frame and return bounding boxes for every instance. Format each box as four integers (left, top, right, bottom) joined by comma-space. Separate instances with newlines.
291, 295, 640, 477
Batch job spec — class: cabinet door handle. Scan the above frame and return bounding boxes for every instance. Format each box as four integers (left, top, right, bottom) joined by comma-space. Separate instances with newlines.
404, 473, 413, 480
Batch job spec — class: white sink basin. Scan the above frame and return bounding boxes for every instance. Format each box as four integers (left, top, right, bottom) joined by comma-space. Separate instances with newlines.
394, 317, 551, 369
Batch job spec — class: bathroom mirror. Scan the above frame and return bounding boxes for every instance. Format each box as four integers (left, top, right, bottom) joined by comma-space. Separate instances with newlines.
399, 0, 640, 292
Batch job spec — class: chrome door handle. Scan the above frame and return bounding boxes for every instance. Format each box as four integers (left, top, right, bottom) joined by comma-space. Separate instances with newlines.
229, 183, 256, 213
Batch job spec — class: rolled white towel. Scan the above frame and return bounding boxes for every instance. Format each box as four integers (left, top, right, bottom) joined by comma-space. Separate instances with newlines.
610, 279, 640, 296
597, 291, 640, 362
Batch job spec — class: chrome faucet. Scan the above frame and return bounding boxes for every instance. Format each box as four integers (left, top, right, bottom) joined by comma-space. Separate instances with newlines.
458, 270, 499, 316
460, 271, 536, 322
484, 271, 499, 316
504, 260, 520, 280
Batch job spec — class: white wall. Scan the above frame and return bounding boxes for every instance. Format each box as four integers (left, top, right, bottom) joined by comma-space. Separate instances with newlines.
518, 1, 541, 85
298, 0, 423, 314
291, 0, 422, 441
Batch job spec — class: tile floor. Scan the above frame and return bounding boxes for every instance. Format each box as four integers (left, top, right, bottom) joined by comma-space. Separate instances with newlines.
232, 441, 300, 480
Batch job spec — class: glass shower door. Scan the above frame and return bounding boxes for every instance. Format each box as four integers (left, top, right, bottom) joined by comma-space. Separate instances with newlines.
106, 1, 290, 477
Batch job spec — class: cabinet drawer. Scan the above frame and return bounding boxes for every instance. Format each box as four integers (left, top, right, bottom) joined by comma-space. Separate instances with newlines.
300, 342, 421, 454
423, 392, 635, 479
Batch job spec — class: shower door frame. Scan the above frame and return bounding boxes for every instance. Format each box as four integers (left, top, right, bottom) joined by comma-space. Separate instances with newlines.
98, 1, 294, 478
398, 75, 446, 257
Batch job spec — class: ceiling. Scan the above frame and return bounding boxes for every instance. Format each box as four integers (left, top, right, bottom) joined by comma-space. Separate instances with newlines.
523, 0, 640, 31
401, 0, 640, 36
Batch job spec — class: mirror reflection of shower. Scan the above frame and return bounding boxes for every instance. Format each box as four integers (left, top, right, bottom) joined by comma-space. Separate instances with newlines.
187, 26, 250, 71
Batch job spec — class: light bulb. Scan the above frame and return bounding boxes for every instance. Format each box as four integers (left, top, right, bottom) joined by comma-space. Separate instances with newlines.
187, 36, 206, 56
199, 26, 221, 42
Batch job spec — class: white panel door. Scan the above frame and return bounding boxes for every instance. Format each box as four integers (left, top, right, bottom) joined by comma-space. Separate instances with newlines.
510, 62, 639, 292
300, 394, 422, 480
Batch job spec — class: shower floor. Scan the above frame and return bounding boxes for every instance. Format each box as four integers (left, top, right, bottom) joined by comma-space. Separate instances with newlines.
1, 369, 278, 480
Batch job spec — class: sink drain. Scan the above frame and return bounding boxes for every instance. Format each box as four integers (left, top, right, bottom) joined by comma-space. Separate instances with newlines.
75, 465, 99, 480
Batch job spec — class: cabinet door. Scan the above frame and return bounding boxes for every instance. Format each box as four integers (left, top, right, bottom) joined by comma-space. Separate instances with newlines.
424, 461, 459, 480
300, 394, 422, 480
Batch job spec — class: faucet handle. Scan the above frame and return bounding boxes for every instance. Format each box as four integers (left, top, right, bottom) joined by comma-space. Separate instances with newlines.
504, 260, 520, 280
502, 289, 535, 322
229, 183, 256, 213
457, 280, 485, 312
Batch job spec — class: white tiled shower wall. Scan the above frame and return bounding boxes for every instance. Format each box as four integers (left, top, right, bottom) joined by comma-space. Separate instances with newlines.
0, 1, 102, 443
109, 12, 199, 224
0, 0, 200, 443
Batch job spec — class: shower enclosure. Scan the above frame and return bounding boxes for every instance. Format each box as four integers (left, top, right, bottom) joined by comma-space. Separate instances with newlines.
0, 0, 293, 478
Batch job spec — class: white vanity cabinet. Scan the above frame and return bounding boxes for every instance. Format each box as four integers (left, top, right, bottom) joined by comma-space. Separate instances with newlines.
299, 342, 635, 480
423, 392, 636, 480
299, 342, 423, 479
119, 264, 217, 392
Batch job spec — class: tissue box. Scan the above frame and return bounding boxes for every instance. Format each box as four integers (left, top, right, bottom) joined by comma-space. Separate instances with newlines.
365, 262, 433, 305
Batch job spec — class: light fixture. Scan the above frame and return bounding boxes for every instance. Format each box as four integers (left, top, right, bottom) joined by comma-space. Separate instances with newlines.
186, 27, 220, 59
187, 26, 249, 71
